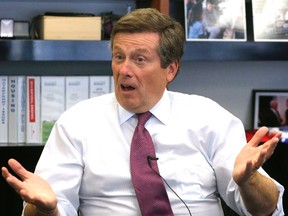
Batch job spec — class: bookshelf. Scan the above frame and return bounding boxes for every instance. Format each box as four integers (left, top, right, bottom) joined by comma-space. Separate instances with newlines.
1, 39, 288, 62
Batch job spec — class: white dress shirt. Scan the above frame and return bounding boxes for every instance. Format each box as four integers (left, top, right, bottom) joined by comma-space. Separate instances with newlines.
24, 90, 284, 216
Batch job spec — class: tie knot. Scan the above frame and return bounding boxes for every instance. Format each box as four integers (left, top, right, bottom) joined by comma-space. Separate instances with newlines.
137, 111, 152, 126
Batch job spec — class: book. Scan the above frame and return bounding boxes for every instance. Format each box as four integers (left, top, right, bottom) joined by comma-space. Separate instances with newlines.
8, 76, 26, 144
65, 76, 89, 110
89, 75, 111, 98
26, 76, 42, 144
41, 76, 65, 143
33, 15, 101, 40
0, 76, 8, 144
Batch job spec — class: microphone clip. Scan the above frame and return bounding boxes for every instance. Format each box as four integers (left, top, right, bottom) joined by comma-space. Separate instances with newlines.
147, 155, 159, 167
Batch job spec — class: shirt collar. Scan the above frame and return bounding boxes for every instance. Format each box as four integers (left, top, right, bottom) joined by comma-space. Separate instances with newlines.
118, 90, 171, 125
118, 105, 134, 125
150, 90, 170, 125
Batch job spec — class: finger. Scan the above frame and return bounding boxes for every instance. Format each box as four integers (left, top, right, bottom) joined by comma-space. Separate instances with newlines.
260, 130, 281, 149
259, 136, 279, 160
2, 170, 28, 198
248, 126, 269, 147
2, 167, 9, 178
272, 131, 282, 139
7, 158, 31, 180
5, 175, 24, 190
2, 166, 22, 183
2, 166, 20, 189
2, 161, 35, 200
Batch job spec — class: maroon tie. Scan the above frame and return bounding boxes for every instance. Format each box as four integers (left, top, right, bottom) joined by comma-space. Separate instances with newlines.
130, 112, 174, 216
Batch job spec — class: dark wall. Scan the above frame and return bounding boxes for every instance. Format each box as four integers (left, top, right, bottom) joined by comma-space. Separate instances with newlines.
263, 142, 288, 214
0, 146, 43, 215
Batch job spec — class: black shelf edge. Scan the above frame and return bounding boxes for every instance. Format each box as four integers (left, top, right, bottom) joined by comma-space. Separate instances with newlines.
0, 40, 288, 61
182, 41, 288, 61
0, 40, 112, 61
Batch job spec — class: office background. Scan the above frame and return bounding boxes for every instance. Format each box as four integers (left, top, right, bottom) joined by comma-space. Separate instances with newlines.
170, 61, 288, 129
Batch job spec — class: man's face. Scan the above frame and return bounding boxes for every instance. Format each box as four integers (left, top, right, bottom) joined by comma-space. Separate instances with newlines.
271, 101, 278, 109
207, 3, 215, 11
112, 32, 177, 113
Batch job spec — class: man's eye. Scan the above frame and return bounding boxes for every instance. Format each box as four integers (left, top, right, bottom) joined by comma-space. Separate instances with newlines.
135, 57, 145, 63
114, 54, 124, 61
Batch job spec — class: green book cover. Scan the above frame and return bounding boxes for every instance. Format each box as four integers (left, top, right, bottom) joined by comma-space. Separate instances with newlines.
41, 76, 65, 143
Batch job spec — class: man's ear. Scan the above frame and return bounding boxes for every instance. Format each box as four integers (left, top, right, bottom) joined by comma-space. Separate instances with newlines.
166, 61, 179, 82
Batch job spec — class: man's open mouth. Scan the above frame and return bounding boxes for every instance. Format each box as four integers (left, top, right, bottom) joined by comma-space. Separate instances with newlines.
121, 84, 135, 91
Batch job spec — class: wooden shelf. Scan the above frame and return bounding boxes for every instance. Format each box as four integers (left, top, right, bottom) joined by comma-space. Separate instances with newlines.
1, 40, 288, 61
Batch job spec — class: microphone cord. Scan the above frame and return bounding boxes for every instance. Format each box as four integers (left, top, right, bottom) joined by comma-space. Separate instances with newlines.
147, 156, 192, 216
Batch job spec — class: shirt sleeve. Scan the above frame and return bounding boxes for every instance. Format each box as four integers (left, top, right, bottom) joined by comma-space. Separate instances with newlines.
22, 202, 69, 216
271, 179, 285, 216
30, 118, 84, 216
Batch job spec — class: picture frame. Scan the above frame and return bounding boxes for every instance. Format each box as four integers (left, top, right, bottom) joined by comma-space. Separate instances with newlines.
252, 0, 288, 41
253, 90, 288, 129
184, 0, 247, 41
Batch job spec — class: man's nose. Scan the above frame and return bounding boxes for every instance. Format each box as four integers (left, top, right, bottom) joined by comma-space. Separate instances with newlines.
119, 59, 133, 76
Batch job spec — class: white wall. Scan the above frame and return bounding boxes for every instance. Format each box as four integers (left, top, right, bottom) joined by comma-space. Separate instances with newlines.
169, 61, 288, 129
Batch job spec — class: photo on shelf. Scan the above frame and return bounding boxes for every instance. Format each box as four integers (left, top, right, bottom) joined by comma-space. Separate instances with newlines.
252, 0, 288, 41
184, 0, 247, 41
253, 90, 288, 129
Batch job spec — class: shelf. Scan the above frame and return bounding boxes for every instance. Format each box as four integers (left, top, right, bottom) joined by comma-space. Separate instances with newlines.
183, 41, 288, 61
1, 40, 288, 61
0, 40, 112, 61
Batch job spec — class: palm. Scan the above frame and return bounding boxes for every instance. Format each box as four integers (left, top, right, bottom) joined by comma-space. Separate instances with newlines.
2, 159, 57, 211
233, 127, 281, 185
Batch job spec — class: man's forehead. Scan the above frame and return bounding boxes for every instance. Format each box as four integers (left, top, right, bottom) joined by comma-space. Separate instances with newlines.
112, 33, 159, 51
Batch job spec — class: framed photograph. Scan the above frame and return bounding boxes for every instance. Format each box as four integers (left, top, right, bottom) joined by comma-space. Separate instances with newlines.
252, 0, 288, 41
253, 90, 288, 129
184, 0, 247, 41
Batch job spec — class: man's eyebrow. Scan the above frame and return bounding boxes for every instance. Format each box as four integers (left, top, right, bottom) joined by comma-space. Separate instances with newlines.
135, 48, 150, 53
114, 44, 147, 50
112, 45, 151, 55
112, 45, 123, 51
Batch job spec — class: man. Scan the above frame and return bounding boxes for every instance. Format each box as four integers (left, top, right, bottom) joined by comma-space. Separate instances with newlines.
202, 0, 221, 39
2, 8, 284, 216
259, 98, 283, 127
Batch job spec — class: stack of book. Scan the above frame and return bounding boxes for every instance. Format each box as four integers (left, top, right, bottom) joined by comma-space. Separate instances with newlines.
0, 75, 113, 146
